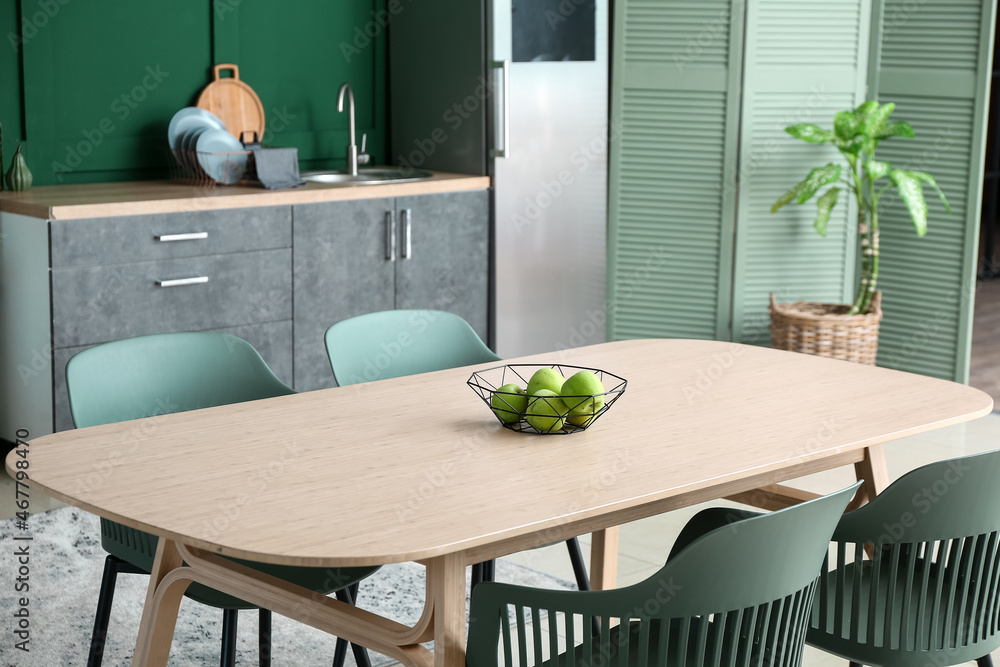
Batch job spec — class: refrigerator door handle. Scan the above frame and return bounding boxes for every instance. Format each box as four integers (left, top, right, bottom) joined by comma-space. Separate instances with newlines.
491, 59, 510, 159
385, 210, 396, 261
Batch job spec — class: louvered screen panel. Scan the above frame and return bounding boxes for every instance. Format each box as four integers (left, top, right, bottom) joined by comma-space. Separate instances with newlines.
872, 0, 995, 381
608, 0, 742, 341
731, 0, 871, 344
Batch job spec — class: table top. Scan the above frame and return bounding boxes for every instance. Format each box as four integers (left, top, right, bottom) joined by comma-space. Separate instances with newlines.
10, 339, 992, 567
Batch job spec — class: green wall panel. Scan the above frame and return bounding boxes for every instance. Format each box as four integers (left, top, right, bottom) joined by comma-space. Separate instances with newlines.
870, 0, 997, 382
607, 0, 743, 342
731, 0, 870, 345
2, 0, 387, 186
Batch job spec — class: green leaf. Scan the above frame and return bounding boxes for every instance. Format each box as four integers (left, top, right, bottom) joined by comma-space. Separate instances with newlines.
853, 100, 880, 121
834, 111, 860, 141
839, 135, 867, 155
862, 102, 895, 138
785, 124, 835, 144
771, 182, 804, 213
890, 170, 929, 236
864, 160, 892, 180
877, 121, 915, 140
909, 170, 951, 213
796, 163, 842, 204
814, 187, 840, 237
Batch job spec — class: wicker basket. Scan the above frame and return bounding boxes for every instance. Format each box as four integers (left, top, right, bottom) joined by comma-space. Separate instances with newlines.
769, 291, 883, 365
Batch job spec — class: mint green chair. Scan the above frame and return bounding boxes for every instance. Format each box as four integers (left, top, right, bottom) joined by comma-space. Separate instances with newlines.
324, 309, 499, 386
807, 450, 1000, 667
66, 332, 379, 667
324, 310, 593, 592
467, 483, 860, 667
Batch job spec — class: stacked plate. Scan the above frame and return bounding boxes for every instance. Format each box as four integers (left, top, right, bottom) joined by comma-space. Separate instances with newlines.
167, 107, 248, 184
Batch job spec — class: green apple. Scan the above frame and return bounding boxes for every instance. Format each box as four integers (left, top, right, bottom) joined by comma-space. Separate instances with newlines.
560, 371, 606, 420
491, 384, 528, 423
566, 412, 597, 428
525, 389, 567, 433
526, 368, 564, 396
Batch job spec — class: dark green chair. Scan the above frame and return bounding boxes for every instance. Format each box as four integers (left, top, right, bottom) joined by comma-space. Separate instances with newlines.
324, 309, 593, 592
67, 332, 379, 667
807, 450, 1000, 667
466, 484, 861, 666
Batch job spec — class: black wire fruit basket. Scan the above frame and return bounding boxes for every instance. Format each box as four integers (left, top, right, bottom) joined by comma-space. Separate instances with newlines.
467, 364, 628, 435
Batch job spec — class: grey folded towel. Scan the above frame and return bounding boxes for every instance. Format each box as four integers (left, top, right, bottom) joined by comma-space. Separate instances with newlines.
250, 146, 306, 190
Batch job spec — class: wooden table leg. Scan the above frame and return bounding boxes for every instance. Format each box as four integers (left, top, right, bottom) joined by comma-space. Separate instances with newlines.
427, 553, 466, 667
590, 527, 619, 591
849, 443, 890, 512
131, 538, 188, 667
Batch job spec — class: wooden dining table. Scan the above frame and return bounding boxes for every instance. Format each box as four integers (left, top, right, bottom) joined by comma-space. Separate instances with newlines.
7, 338, 993, 666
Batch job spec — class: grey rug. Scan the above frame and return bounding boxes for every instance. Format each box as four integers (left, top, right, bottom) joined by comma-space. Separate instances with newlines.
0, 508, 573, 666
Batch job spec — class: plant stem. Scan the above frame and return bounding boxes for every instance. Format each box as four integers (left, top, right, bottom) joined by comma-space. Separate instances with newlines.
860, 193, 881, 314
848, 157, 872, 314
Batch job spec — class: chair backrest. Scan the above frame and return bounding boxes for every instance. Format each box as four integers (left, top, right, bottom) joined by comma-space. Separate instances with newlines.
66, 332, 294, 428
812, 449, 1000, 661
324, 309, 499, 386
467, 483, 859, 667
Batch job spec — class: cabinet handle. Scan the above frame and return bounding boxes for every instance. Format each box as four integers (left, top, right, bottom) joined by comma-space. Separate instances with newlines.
402, 209, 412, 259
385, 210, 396, 261
155, 232, 208, 242
155, 276, 209, 288
491, 59, 510, 159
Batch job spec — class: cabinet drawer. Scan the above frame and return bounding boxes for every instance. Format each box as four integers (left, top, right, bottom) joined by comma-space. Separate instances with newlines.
52, 249, 291, 348
50, 206, 291, 267
52, 320, 293, 432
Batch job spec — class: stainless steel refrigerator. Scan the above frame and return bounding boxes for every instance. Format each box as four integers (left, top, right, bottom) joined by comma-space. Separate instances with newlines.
389, 0, 608, 358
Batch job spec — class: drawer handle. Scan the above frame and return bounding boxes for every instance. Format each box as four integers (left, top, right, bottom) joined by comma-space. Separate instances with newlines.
155, 276, 209, 288
155, 232, 209, 242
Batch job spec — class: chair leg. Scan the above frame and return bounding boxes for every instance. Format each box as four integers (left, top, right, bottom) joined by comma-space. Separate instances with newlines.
483, 558, 496, 582
87, 555, 121, 667
259, 609, 272, 667
220, 609, 238, 667
849, 662, 863, 667
977, 657, 994, 667
334, 586, 373, 667
565, 538, 592, 591
471, 563, 485, 590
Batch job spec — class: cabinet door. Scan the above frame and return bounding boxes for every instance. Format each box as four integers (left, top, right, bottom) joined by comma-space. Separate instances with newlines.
394, 191, 490, 344
293, 198, 396, 391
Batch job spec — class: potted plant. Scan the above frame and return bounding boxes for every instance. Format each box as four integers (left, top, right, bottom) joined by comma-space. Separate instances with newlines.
769, 100, 950, 364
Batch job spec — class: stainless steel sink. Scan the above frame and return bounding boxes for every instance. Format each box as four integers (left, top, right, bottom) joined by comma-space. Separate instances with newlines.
302, 167, 434, 185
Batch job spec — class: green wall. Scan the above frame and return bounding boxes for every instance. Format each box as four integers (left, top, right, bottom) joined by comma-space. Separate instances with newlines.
1, 0, 387, 186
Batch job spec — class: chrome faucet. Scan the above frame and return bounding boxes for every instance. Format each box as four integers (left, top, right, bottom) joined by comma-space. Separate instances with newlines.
337, 83, 370, 176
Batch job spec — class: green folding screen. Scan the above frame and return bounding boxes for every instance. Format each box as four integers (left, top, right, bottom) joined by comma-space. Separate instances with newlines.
608, 0, 997, 382
731, 0, 871, 345
868, 0, 997, 381
606, 0, 744, 341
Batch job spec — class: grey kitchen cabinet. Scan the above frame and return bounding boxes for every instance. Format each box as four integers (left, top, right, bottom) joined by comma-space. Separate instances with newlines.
0, 206, 294, 440
0, 185, 490, 443
293, 190, 490, 391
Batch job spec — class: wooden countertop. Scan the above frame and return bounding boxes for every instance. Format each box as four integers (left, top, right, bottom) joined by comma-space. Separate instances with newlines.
0, 171, 491, 220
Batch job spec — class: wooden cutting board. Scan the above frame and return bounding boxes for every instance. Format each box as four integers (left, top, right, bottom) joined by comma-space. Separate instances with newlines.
196, 64, 265, 141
